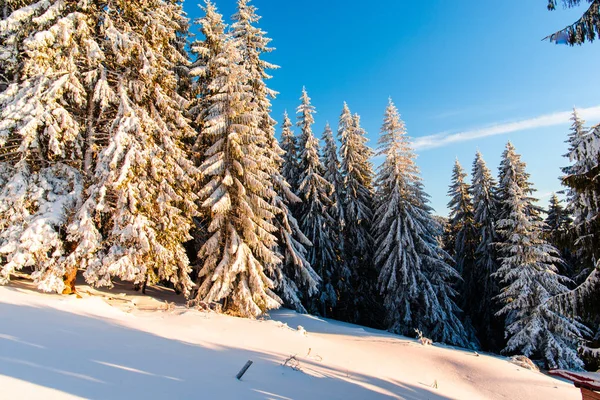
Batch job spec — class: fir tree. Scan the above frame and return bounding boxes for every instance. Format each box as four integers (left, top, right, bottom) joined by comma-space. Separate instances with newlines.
559, 113, 600, 367
64, 0, 199, 295
189, 3, 282, 317
494, 142, 586, 369
446, 160, 477, 275
231, 0, 319, 311
189, 0, 227, 158
338, 103, 376, 323
296, 88, 337, 316
470, 151, 503, 351
272, 164, 320, 313
318, 122, 346, 316
280, 111, 299, 194
374, 99, 471, 347
562, 111, 600, 267
545, 193, 572, 239
231, 0, 278, 144
446, 159, 479, 339
322, 122, 345, 228
0, 0, 98, 291
545, 193, 575, 276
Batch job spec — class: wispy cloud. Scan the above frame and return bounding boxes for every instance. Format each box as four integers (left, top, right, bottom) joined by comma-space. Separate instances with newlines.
415, 105, 600, 151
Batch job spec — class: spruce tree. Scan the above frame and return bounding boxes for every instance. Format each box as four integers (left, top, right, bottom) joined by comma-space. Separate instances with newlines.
64, 0, 199, 295
494, 142, 586, 369
189, 3, 282, 317
559, 114, 600, 367
545, 193, 575, 276
470, 151, 503, 351
280, 111, 299, 194
338, 103, 376, 322
296, 88, 337, 316
446, 160, 477, 274
322, 122, 345, 227
562, 111, 600, 267
189, 0, 227, 158
231, 0, 319, 311
271, 162, 320, 313
446, 159, 479, 340
318, 122, 346, 316
0, 0, 97, 291
231, 0, 278, 143
374, 100, 471, 347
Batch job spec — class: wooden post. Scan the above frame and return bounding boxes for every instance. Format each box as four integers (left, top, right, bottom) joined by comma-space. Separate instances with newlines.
236, 360, 253, 380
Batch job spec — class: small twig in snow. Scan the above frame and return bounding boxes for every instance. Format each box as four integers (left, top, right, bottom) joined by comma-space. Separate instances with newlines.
283, 355, 302, 371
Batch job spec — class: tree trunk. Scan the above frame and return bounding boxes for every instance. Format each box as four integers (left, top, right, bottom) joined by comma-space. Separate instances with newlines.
62, 265, 78, 295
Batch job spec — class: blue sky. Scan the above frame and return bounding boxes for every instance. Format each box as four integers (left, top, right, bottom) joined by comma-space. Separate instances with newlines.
183, 0, 600, 215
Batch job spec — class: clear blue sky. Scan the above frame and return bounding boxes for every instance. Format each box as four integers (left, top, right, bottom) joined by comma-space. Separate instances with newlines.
183, 0, 600, 216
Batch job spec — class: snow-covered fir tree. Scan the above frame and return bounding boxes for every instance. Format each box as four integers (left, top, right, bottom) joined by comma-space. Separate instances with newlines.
545, 193, 572, 242
494, 142, 587, 369
374, 99, 471, 347
270, 125, 319, 312
470, 151, 503, 351
446, 160, 477, 275
271, 172, 320, 313
189, 0, 227, 158
231, 0, 278, 144
0, 0, 98, 291
189, 3, 282, 317
296, 88, 337, 316
280, 111, 300, 194
231, 1, 319, 312
446, 159, 479, 342
322, 122, 345, 228
316, 122, 346, 315
562, 111, 600, 267
63, 0, 199, 295
544, 193, 575, 276
558, 114, 600, 367
338, 103, 377, 323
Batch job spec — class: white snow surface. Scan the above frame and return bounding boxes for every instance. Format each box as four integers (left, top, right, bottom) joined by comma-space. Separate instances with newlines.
0, 282, 580, 400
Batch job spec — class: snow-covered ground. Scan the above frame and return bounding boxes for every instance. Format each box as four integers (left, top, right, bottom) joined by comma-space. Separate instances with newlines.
0, 281, 580, 399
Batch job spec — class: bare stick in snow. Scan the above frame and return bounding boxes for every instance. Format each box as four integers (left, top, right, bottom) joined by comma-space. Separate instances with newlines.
236, 360, 253, 380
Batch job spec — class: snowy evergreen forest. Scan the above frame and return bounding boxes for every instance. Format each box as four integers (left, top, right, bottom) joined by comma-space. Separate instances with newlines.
0, 0, 599, 372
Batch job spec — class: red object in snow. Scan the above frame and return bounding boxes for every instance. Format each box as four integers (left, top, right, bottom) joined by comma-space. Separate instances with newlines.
549, 370, 600, 400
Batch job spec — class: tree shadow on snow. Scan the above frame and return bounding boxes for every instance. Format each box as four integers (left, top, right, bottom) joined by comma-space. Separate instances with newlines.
0, 295, 450, 399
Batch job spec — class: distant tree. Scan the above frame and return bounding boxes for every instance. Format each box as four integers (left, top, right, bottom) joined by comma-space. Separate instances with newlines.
271, 168, 320, 314
562, 111, 600, 268
544, 193, 575, 277
318, 122, 346, 316
446, 159, 479, 342
494, 142, 587, 370
338, 104, 377, 323
470, 151, 503, 351
556, 112, 600, 369
280, 111, 300, 195
374, 99, 472, 348
546, 0, 600, 45
296, 88, 337, 316
322, 123, 345, 229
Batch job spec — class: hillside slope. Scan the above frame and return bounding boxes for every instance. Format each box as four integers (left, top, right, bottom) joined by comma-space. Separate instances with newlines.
0, 282, 579, 400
